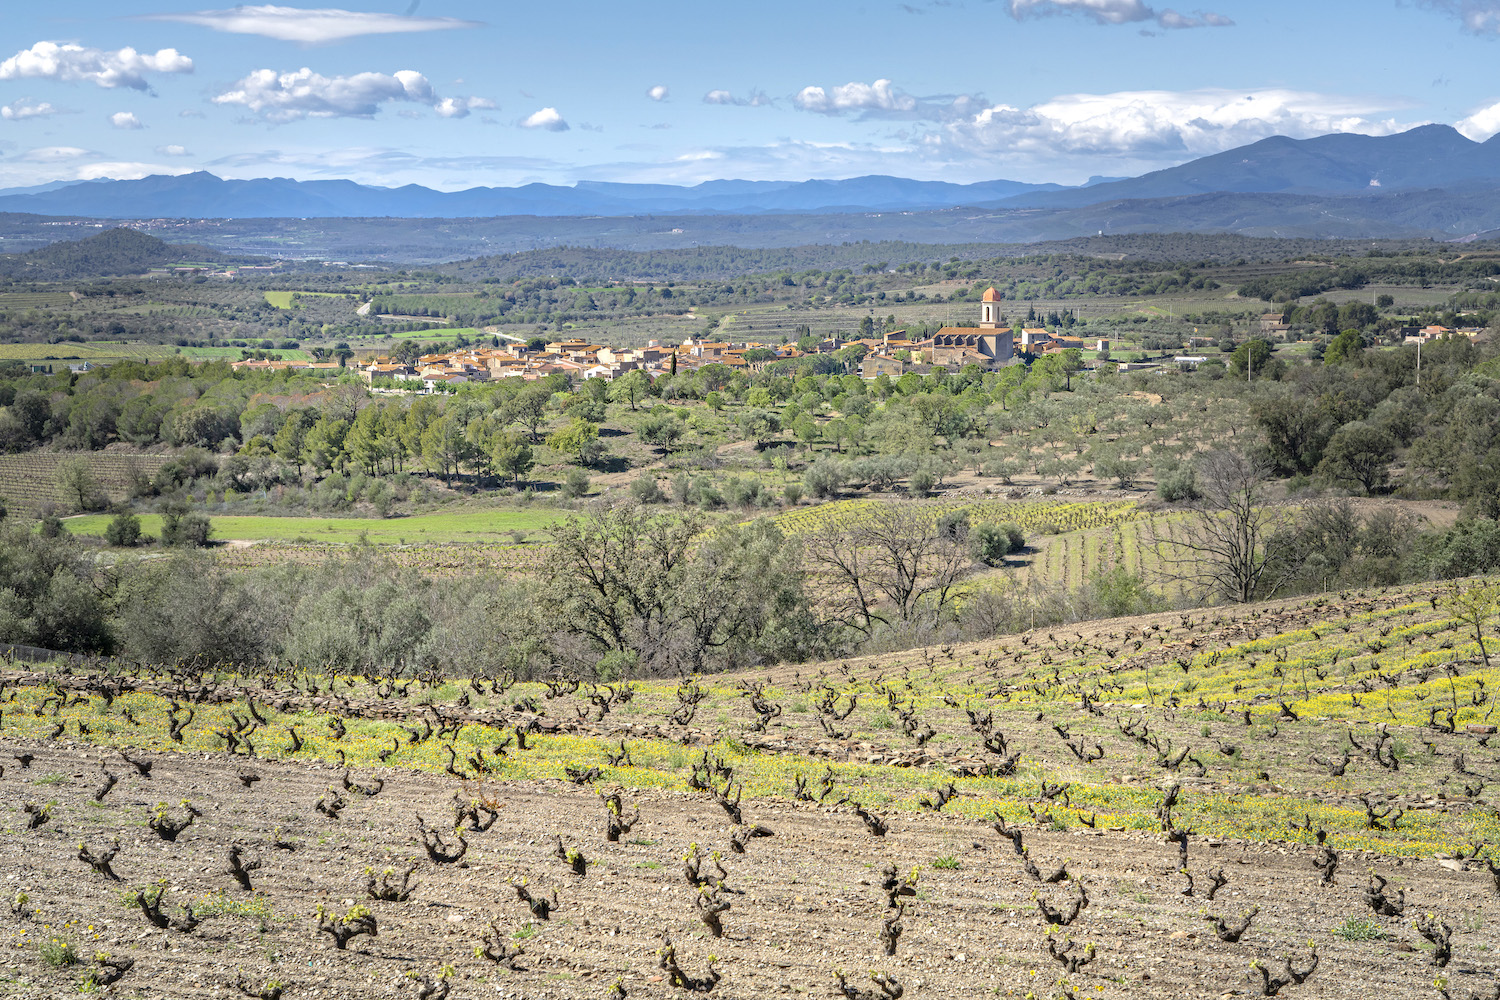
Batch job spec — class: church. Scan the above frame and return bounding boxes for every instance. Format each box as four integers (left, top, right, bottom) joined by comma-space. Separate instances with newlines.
930, 288, 1016, 369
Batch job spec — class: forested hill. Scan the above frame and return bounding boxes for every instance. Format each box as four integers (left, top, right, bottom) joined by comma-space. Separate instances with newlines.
0, 228, 234, 280
432, 233, 1444, 283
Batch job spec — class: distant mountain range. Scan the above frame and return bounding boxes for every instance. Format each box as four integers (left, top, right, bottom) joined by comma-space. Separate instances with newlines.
3, 125, 1500, 249
1006, 124, 1500, 207
0, 172, 1075, 219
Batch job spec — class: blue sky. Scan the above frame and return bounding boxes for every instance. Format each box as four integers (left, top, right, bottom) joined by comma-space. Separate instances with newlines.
2, 0, 1500, 191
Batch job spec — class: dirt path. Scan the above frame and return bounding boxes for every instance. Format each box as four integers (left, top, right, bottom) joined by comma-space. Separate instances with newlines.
0, 740, 1492, 999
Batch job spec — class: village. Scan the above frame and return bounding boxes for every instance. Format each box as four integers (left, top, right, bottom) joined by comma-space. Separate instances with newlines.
228, 288, 1116, 390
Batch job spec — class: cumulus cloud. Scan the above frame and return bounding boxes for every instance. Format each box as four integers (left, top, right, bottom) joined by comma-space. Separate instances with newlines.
110, 111, 145, 130
796, 79, 915, 114
156, 144, 190, 156
0, 41, 193, 90
647, 84, 669, 101
793, 79, 981, 120
520, 107, 569, 131
927, 88, 1412, 159
212, 67, 490, 121
0, 98, 65, 121
1457, 97, 1500, 138
703, 88, 770, 107
435, 96, 494, 119
1413, 0, 1500, 35
140, 5, 482, 43
1007, 0, 1233, 28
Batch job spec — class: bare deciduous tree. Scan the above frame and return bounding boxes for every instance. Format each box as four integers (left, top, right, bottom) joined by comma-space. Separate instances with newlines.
805, 503, 973, 636
1156, 450, 1304, 604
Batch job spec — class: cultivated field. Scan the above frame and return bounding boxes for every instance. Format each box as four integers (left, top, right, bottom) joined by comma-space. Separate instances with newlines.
1, 580, 1498, 998
66, 507, 566, 545
0, 453, 172, 518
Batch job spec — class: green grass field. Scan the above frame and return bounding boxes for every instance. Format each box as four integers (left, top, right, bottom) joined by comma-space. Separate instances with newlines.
66, 506, 568, 544
264, 290, 348, 309
377, 326, 483, 342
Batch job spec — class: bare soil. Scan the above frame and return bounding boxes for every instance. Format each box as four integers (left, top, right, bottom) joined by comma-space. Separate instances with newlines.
0, 739, 1494, 1000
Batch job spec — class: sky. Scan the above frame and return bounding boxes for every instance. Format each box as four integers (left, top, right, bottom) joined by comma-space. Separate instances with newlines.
3, 0, 1500, 192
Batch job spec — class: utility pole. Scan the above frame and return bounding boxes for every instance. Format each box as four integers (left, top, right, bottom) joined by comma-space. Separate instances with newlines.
1416, 335, 1421, 388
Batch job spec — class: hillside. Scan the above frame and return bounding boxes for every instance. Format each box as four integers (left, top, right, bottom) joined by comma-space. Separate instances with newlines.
1, 578, 1496, 997
0, 228, 233, 279
1006, 125, 1500, 208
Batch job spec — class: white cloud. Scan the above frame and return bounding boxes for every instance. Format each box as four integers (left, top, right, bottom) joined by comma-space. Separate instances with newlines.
928, 88, 1413, 160
1007, 0, 1234, 28
22, 146, 92, 162
1414, 1, 1500, 35
156, 144, 190, 156
435, 96, 494, 119
140, 5, 482, 44
111, 111, 145, 130
212, 67, 488, 121
1458, 97, 1500, 138
0, 41, 193, 91
180, 109, 207, 118
703, 88, 770, 107
1157, 9, 1233, 27
200, 146, 562, 189
520, 107, 569, 131
77, 162, 196, 181
647, 84, 669, 101
792, 79, 981, 120
796, 79, 915, 114
0, 99, 64, 121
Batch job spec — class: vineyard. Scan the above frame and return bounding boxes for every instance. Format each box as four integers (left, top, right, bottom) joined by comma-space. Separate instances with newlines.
0, 291, 76, 308
0, 579, 1498, 996
0, 342, 181, 362
1008, 514, 1199, 595
772, 496, 1143, 538
0, 452, 171, 517
213, 539, 549, 577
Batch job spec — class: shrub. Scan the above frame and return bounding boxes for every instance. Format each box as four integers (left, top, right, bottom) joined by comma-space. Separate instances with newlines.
630, 476, 665, 503
1156, 463, 1200, 502
161, 510, 212, 548
803, 457, 847, 499
936, 510, 970, 543
722, 476, 765, 508
561, 468, 591, 499
907, 470, 935, 496
38, 511, 64, 538
104, 513, 142, 548
595, 649, 640, 682
970, 521, 1022, 565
